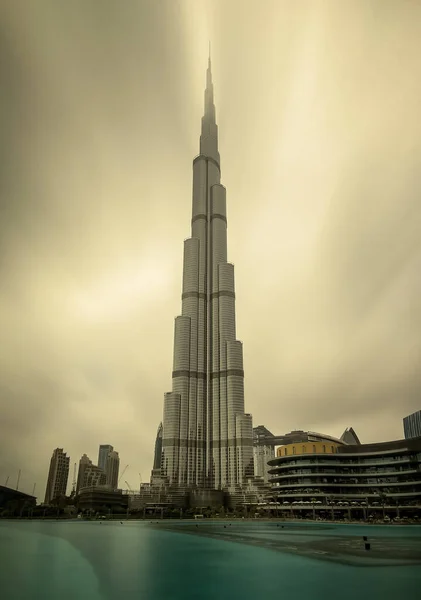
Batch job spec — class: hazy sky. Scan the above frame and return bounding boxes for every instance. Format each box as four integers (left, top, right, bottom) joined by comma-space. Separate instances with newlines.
1, 0, 421, 496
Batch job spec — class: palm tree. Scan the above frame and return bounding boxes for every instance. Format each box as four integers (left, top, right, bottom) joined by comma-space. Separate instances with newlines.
378, 492, 387, 520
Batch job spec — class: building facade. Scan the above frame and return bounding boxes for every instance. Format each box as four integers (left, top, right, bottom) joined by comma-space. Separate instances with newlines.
76, 454, 92, 495
76, 454, 107, 494
253, 427, 355, 448
340, 427, 361, 445
253, 426, 276, 482
78, 486, 128, 514
98, 444, 114, 472
268, 437, 421, 515
253, 446, 275, 483
44, 448, 70, 504
0, 485, 36, 513
160, 54, 254, 496
81, 464, 107, 490
105, 451, 120, 490
153, 423, 163, 470
404, 410, 421, 440
151, 423, 164, 485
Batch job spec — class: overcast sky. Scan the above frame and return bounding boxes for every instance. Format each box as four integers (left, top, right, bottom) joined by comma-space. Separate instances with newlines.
1, 0, 420, 497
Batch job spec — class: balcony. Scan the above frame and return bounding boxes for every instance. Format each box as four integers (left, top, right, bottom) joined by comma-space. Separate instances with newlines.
268, 456, 414, 472
270, 469, 417, 480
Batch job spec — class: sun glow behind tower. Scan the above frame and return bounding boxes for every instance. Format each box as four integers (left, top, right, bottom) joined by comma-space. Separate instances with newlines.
160, 52, 254, 495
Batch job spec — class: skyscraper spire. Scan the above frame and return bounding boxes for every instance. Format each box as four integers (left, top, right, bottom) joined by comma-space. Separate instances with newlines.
161, 56, 253, 500
200, 42, 219, 165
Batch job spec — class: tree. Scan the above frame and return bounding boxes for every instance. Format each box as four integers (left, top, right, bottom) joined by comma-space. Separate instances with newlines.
378, 492, 388, 520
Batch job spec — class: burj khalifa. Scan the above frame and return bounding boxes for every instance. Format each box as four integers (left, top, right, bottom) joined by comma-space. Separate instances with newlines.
160, 53, 254, 496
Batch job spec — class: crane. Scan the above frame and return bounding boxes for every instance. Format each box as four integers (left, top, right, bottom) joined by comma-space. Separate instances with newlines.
125, 480, 132, 492
118, 464, 129, 485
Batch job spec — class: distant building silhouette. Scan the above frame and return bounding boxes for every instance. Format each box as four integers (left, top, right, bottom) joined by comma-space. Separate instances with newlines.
160, 51, 254, 500
98, 444, 113, 472
403, 410, 421, 439
44, 448, 70, 504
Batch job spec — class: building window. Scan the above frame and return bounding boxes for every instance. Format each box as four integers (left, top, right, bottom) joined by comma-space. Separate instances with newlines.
323, 445, 326, 453
331, 446, 334, 454
284, 448, 288, 456
293, 446, 296, 455
313, 445, 316, 453
302, 446, 307, 454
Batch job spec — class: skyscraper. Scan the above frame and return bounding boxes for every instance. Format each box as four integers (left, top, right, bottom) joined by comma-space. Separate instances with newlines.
98, 444, 114, 472
150, 422, 164, 486
403, 410, 421, 439
105, 450, 120, 489
76, 454, 92, 495
153, 423, 163, 470
161, 53, 254, 495
44, 448, 70, 504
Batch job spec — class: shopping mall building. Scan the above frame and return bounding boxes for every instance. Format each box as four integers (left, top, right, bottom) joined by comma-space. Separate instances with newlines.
267, 435, 421, 519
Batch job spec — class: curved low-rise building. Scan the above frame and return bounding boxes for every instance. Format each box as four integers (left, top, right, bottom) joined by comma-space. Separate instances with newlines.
253, 427, 349, 448
252, 427, 351, 483
268, 436, 421, 517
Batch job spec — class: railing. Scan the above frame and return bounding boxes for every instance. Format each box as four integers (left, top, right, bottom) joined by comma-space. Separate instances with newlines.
269, 457, 413, 470
270, 469, 416, 479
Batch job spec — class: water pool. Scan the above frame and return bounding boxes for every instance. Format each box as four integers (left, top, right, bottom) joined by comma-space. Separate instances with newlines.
1, 520, 420, 599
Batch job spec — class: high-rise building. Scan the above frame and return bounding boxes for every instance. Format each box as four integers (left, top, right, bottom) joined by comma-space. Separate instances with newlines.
153, 423, 163, 470
76, 454, 92, 495
150, 423, 164, 485
160, 53, 254, 496
403, 410, 421, 439
44, 448, 70, 504
98, 444, 114, 472
105, 450, 120, 489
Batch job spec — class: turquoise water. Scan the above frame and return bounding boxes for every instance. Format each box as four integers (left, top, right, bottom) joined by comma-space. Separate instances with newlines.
1, 520, 420, 599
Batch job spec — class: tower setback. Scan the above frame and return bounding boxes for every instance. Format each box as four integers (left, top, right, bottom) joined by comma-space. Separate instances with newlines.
161, 54, 254, 494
